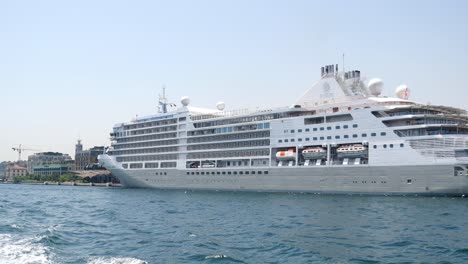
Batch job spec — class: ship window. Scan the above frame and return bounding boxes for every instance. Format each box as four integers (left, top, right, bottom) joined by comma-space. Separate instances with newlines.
222, 172, 226, 175
390, 144, 394, 148
264, 123, 270, 129
278, 140, 282, 143
352, 134, 358, 138
344, 135, 349, 139
336, 126, 340, 129
298, 129, 302, 133
304, 117, 325, 125
285, 139, 289, 143
335, 135, 340, 139
233, 171, 237, 175
320, 137, 324, 140
201, 172, 205, 175
291, 130, 295, 133
245, 171, 249, 174
400, 143, 404, 147
196, 172, 200, 175
320, 127, 324, 131
217, 172, 220, 175
381, 132, 387, 136
343, 125, 349, 129
258, 171, 262, 174
313, 128, 318, 131
212, 172, 215, 175
306, 138, 310, 141
257, 123, 264, 129
407, 179, 412, 184
186, 172, 189, 175
353, 124, 358, 128
291, 139, 295, 142
327, 127, 332, 130
383, 144, 387, 148
264, 171, 268, 174
305, 128, 310, 132
373, 145, 377, 149
164, 172, 166, 175
313, 137, 318, 140
298, 138, 302, 142
371, 133, 377, 137
327, 136, 332, 140
362, 133, 367, 137
252, 171, 255, 174
228, 171, 231, 175
191, 172, 195, 175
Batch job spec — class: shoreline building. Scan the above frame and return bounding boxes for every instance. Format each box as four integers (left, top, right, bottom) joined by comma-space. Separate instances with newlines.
28, 152, 74, 176
4, 164, 28, 181
75, 140, 105, 171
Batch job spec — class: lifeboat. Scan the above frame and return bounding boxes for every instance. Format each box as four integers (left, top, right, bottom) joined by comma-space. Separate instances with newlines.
276, 149, 296, 161
302, 147, 327, 159
337, 144, 368, 158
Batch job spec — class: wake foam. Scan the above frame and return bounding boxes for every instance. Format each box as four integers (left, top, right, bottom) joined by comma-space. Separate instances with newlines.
0, 234, 52, 264
88, 257, 148, 264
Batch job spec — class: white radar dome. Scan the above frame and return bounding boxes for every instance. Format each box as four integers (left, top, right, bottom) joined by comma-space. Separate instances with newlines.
181, 96, 190, 106
216, 101, 225, 111
395, 84, 410, 100
367, 78, 384, 96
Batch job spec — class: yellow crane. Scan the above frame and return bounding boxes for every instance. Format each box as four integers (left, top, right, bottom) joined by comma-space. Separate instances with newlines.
11, 144, 40, 161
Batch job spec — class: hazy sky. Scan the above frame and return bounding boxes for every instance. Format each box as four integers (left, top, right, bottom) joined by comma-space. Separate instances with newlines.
1, 0, 468, 161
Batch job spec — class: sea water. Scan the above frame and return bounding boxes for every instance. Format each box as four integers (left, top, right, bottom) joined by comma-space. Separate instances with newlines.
0, 184, 467, 264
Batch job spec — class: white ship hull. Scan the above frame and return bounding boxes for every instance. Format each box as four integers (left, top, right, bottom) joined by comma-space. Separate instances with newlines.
100, 155, 468, 195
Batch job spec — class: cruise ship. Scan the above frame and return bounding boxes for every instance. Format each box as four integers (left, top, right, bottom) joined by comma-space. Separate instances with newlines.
98, 64, 468, 195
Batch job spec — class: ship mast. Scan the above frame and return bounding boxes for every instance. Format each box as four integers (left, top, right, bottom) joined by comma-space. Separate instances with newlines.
158, 86, 168, 113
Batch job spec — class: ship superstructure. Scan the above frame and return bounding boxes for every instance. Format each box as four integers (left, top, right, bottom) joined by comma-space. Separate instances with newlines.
99, 65, 468, 195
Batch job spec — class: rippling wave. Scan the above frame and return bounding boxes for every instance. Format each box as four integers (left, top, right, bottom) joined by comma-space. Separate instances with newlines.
1, 184, 468, 263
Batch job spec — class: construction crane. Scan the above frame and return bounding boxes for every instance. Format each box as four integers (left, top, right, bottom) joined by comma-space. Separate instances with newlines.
11, 144, 40, 161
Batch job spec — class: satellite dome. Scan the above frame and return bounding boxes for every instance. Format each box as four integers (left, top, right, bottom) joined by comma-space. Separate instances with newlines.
395, 84, 410, 100
181, 96, 190, 106
367, 78, 384, 96
216, 101, 225, 111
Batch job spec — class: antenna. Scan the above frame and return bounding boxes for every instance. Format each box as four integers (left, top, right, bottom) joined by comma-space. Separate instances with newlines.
342, 53, 345, 73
